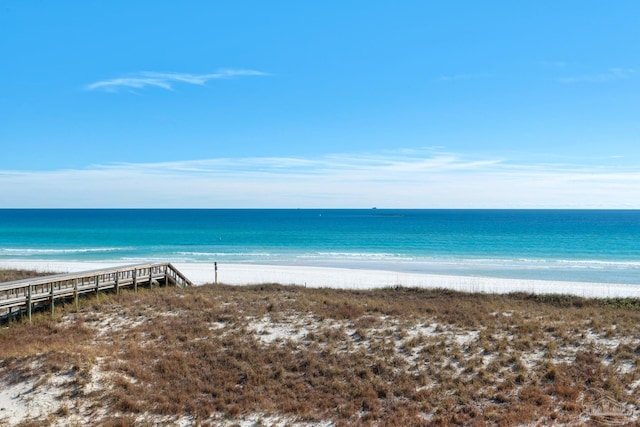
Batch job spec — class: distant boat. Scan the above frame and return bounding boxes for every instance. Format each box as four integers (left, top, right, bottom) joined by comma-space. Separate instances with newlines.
372, 207, 377, 210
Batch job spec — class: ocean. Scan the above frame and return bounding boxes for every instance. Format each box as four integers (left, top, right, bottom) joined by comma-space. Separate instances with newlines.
0, 209, 639, 284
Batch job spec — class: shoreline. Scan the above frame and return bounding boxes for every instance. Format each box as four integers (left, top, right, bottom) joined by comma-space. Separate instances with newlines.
1, 260, 639, 298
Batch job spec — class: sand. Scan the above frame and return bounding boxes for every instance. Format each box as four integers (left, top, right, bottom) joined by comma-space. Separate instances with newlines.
1, 260, 639, 298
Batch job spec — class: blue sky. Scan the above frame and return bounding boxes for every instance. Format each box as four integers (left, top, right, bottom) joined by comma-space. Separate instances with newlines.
1, 1, 639, 207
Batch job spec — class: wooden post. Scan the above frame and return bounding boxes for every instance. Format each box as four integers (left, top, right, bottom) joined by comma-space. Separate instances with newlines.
27, 284, 32, 323
95, 275, 100, 301
149, 267, 153, 287
115, 272, 120, 295
74, 279, 79, 310
50, 282, 55, 317
133, 268, 138, 293
215, 262, 218, 285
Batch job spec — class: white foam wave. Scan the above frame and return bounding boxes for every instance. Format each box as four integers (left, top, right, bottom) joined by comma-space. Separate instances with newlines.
0, 247, 128, 255
176, 251, 274, 257
297, 252, 415, 260
458, 257, 640, 270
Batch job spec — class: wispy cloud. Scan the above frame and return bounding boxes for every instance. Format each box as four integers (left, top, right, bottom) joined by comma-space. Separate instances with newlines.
2, 150, 639, 208
86, 69, 267, 92
438, 73, 488, 82
559, 67, 636, 84
97, 151, 503, 179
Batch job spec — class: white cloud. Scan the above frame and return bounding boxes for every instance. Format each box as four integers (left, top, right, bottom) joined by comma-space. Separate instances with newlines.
559, 68, 636, 84
438, 73, 488, 82
1, 151, 639, 208
86, 69, 267, 92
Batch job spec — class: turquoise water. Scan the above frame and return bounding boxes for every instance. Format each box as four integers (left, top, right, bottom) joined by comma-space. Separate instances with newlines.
0, 209, 639, 284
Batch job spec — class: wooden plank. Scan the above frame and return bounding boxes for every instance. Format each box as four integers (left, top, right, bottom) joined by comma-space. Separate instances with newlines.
27, 284, 32, 323
74, 278, 79, 310
50, 281, 55, 316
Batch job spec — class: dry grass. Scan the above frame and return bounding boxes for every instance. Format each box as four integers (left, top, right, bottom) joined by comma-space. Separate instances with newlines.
2, 270, 640, 426
0, 269, 56, 283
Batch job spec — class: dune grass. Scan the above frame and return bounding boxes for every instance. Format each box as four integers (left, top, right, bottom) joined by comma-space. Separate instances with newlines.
1, 269, 640, 426
0, 269, 57, 283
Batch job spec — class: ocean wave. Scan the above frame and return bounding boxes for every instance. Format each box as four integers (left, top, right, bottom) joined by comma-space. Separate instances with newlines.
457, 257, 640, 270
297, 252, 415, 260
168, 252, 640, 271
0, 247, 129, 255
176, 251, 274, 257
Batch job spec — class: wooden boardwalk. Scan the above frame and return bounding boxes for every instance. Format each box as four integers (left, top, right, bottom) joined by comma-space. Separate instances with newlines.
0, 263, 193, 322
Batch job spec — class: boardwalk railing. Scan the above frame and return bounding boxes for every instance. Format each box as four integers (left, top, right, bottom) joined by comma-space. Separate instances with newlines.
0, 263, 193, 322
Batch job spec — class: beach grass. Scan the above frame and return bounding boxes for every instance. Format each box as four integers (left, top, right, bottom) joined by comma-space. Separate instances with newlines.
1, 269, 640, 426
0, 268, 57, 283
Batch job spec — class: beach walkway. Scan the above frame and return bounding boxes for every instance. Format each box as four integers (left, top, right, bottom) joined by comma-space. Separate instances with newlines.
0, 262, 193, 322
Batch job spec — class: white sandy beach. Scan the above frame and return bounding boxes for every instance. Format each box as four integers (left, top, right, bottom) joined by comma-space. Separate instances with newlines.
1, 260, 639, 298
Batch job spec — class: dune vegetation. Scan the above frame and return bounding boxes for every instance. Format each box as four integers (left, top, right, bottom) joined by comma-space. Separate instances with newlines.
1, 269, 640, 426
